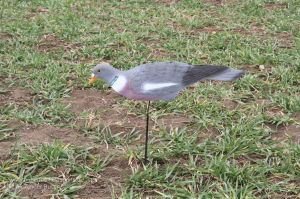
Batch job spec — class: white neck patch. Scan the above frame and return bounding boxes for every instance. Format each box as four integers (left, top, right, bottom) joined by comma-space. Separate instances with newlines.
111, 75, 127, 93
143, 82, 178, 91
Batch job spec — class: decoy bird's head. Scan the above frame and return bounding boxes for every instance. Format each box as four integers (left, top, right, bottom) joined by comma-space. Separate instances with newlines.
89, 64, 119, 85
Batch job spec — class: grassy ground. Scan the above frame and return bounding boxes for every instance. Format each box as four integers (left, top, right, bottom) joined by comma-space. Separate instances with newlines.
0, 0, 299, 198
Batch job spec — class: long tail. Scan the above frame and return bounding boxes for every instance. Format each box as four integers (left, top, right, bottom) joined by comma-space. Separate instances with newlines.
182, 65, 244, 85
204, 67, 244, 81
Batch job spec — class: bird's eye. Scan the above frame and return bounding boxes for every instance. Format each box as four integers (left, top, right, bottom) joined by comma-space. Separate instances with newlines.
97, 69, 101, 73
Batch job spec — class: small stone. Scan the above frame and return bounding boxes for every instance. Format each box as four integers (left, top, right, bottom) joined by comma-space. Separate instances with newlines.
259, 65, 265, 70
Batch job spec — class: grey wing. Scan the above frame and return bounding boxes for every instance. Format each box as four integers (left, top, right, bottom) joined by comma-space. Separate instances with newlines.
128, 61, 189, 82
126, 62, 189, 100
182, 65, 244, 86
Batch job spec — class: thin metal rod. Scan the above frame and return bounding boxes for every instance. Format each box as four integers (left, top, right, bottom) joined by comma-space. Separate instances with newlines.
144, 101, 151, 164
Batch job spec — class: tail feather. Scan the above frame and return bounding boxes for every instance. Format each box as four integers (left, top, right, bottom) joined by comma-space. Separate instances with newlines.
182, 65, 244, 85
204, 68, 244, 81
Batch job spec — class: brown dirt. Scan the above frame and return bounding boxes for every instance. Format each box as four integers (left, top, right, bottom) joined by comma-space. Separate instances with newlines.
154, 113, 192, 129
269, 114, 300, 143
0, 122, 102, 196
77, 57, 103, 64
178, 23, 292, 47
18, 182, 53, 199
18, 125, 93, 146
232, 24, 293, 48
26, 7, 49, 19
175, 21, 292, 48
37, 34, 81, 52
0, 141, 16, 162
253, 99, 272, 107
64, 89, 120, 115
198, 127, 220, 142
267, 173, 300, 199
235, 154, 266, 167
204, 0, 222, 5
172, 22, 221, 35
154, 0, 180, 5
275, 31, 293, 48
0, 87, 32, 106
204, 0, 237, 6
0, 124, 94, 162
264, 2, 288, 10
17, 153, 131, 199
140, 37, 176, 59
65, 89, 191, 133
222, 99, 238, 110
64, 89, 146, 132
103, 110, 145, 132
196, 26, 222, 34
150, 48, 176, 59
233, 25, 266, 36
272, 124, 300, 143
0, 32, 13, 41
266, 106, 285, 118
294, 113, 300, 123
0, 87, 194, 197
261, 106, 300, 143
242, 64, 274, 80
77, 156, 131, 199
268, 192, 300, 199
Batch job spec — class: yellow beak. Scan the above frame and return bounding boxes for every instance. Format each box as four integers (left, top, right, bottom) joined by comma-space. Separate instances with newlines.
88, 74, 97, 85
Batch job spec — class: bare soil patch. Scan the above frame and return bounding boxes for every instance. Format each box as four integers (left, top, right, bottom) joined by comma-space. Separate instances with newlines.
102, 109, 146, 132
154, 0, 180, 6
264, 2, 288, 10
233, 25, 266, 36
77, 57, 102, 64
204, 0, 222, 5
173, 22, 221, 35
0, 87, 32, 106
233, 24, 293, 48
242, 64, 274, 81
37, 34, 81, 52
138, 37, 176, 59
235, 154, 266, 167
196, 26, 221, 34
0, 32, 13, 41
272, 124, 300, 143
18, 125, 93, 146
253, 99, 273, 108
1, 134, 128, 199
222, 99, 238, 110
18, 182, 53, 199
270, 113, 300, 143
150, 48, 176, 60
64, 89, 146, 135
0, 141, 16, 162
275, 31, 293, 48
204, 0, 236, 6
77, 156, 131, 199
198, 127, 220, 142
263, 106, 300, 143
26, 7, 49, 19
266, 106, 285, 118
65, 89, 193, 133
293, 113, 300, 123
180, 22, 293, 48
154, 113, 192, 129
0, 124, 94, 162
64, 89, 120, 115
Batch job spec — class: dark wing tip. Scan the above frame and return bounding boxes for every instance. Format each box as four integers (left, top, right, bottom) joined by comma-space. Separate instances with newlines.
233, 69, 245, 79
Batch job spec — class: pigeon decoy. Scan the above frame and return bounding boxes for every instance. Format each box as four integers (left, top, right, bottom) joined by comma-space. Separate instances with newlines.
89, 61, 244, 163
